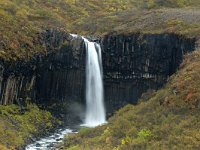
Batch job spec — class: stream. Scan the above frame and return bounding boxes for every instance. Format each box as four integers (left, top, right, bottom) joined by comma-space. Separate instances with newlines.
25, 128, 75, 150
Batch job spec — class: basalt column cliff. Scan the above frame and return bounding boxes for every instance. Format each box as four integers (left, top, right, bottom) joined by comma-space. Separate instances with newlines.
0, 30, 196, 114
102, 33, 196, 112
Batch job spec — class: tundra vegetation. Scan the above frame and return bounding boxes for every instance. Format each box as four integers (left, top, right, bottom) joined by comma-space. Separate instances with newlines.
64, 49, 200, 150
1, 0, 200, 61
0, 0, 200, 149
0, 102, 60, 149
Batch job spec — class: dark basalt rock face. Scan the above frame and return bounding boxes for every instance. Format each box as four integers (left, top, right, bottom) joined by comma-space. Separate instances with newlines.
0, 29, 85, 106
0, 60, 37, 105
102, 33, 196, 112
35, 31, 86, 105
0, 30, 196, 115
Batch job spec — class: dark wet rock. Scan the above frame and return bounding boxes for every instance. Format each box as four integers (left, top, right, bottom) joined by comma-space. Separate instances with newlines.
31, 137, 37, 142
53, 145, 64, 150
56, 138, 62, 141
35, 143, 41, 147
54, 134, 59, 138
47, 143, 55, 148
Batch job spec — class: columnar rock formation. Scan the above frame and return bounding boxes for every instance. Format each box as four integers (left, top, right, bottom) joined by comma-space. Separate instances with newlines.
0, 30, 196, 114
102, 33, 196, 111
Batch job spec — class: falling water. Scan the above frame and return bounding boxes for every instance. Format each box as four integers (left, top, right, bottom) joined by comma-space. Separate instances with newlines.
71, 34, 106, 127
83, 37, 106, 127
25, 35, 106, 149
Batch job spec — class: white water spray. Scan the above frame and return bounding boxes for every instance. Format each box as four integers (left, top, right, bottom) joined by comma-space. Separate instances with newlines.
71, 34, 106, 127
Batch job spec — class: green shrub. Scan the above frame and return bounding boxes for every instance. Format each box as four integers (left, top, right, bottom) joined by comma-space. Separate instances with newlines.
137, 129, 153, 141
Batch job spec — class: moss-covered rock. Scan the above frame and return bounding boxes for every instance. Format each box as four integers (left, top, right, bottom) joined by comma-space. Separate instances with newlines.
0, 103, 61, 149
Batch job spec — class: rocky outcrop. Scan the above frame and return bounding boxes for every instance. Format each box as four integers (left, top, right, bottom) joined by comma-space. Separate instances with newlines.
102, 33, 196, 111
0, 60, 36, 105
0, 29, 85, 105
35, 31, 86, 105
0, 30, 196, 115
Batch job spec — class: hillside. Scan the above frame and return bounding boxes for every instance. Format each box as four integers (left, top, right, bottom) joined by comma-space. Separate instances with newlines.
63, 48, 200, 149
0, 103, 60, 149
1, 0, 200, 61
0, 0, 200, 149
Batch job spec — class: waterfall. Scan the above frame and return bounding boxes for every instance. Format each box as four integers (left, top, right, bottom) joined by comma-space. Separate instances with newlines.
70, 34, 106, 127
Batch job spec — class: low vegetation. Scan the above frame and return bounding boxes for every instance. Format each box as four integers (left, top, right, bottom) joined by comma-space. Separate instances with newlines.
0, 103, 60, 149
0, 1, 200, 149
63, 49, 200, 149
1, 0, 200, 61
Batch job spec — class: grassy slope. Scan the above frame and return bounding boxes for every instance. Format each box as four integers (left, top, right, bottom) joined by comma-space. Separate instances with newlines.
1, 0, 200, 61
63, 49, 200, 149
0, 0, 134, 61
0, 103, 60, 149
0, 1, 200, 149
